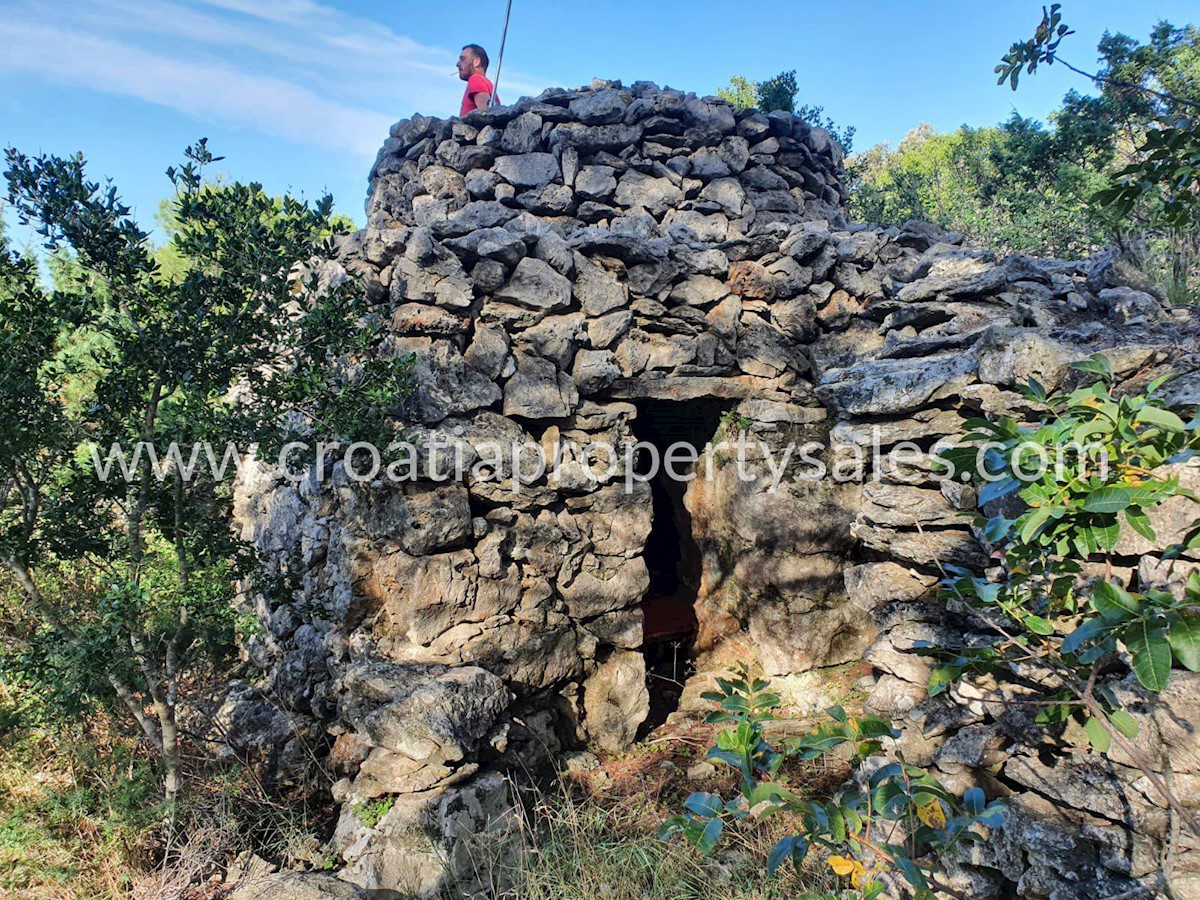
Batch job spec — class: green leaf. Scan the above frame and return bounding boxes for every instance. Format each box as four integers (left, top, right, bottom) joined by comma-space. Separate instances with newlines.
766, 835, 807, 875
1105, 708, 1139, 739
1124, 507, 1157, 542
927, 664, 961, 696
1062, 617, 1109, 655
1134, 406, 1186, 433
893, 854, 926, 889
869, 763, 904, 789
1168, 615, 1200, 672
963, 787, 985, 815
1123, 621, 1172, 692
683, 792, 724, 819
1092, 582, 1141, 622
1019, 507, 1055, 543
827, 802, 846, 843
696, 817, 724, 855
1090, 518, 1121, 552
984, 515, 1016, 543
1084, 716, 1112, 752
1024, 614, 1055, 635
657, 815, 689, 841
1072, 353, 1113, 380
979, 476, 1021, 506
1082, 486, 1133, 514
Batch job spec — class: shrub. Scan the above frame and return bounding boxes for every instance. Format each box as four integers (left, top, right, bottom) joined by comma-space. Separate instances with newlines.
659, 663, 1004, 899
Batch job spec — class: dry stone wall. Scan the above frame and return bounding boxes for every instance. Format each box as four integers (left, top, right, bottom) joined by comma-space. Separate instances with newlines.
228, 80, 1200, 898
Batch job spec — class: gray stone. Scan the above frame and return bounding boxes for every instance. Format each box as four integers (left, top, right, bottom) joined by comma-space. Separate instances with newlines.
463, 324, 510, 379
669, 274, 728, 306
463, 168, 499, 198
1098, 286, 1164, 324
517, 183, 576, 215
816, 352, 980, 415
503, 353, 579, 419
558, 555, 649, 618
227, 871, 369, 900
500, 112, 543, 153
683, 97, 736, 138
664, 210, 729, 242
975, 327, 1087, 392
688, 146, 732, 178
344, 481, 471, 555
561, 146, 580, 186
398, 340, 504, 424
897, 249, 1006, 301
574, 256, 629, 316
547, 122, 645, 154
572, 349, 621, 394
429, 200, 516, 238
587, 309, 632, 349
493, 153, 560, 188
569, 89, 629, 124
698, 176, 747, 215
844, 562, 937, 614
335, 771, 511, 898
534, 232, 575, 277
341, 661, 511, 766
575, 165, 618, 201
494, 257, 572, 310
583, 650, 649, 752
613, 170, 684, 217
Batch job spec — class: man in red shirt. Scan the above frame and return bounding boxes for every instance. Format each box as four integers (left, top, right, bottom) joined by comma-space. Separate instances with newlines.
457, 44, 496, 117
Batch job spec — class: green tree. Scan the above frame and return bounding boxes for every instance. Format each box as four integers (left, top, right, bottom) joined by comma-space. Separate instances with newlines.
717, 71, 856, 151
716, 75, 757, 110
847, 118, 1108, 257
0, 141, 411, 807
850, 10, 1200, 302
755, 70, 799, 115
997, 6, 1200, 300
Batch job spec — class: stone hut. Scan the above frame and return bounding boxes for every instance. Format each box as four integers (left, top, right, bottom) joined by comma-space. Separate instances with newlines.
228, 79, 1200, 898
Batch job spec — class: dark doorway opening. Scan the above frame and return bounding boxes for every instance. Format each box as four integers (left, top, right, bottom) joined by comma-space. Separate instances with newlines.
631, 398, 730, 737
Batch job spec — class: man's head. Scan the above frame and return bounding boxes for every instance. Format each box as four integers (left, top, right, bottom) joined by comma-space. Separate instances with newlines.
457, 44, 489, 81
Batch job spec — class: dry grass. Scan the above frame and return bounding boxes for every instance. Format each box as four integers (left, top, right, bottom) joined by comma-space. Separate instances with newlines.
450, 722, 851, 900
0, 726, 157, 899
0, 717, 336, 900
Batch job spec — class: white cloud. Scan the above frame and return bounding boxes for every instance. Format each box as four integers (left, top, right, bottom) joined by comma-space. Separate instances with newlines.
0, 0, 549, 157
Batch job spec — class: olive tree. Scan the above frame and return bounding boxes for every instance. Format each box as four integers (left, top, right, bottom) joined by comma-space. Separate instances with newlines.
0, 141, 410, 807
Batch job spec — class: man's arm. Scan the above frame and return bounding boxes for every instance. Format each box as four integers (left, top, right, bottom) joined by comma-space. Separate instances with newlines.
473, 90, 492, 110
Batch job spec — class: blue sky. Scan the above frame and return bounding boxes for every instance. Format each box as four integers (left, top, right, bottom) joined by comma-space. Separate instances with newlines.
1, 0, 1196, 240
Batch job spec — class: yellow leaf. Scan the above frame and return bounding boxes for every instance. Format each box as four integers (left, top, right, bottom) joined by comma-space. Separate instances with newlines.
827, 855, 856, 876
917, 799, 947, 829
851, 866, 875, 890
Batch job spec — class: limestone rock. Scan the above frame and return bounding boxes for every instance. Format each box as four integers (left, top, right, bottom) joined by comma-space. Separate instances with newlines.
572, 349, 621, 394
493, 152, 560, 188
340, 661, 511, 767
558, 555, 650, 618
816, 352, 979, 415
583, 650, 649, 751
236, 83, 1200, 900
503, 353, 579, 418
227, 871, 369, 900
494, 257, 573, 311
897, 249, 1006, 301
335, 771, 512, 898
343, 482, 471, 555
